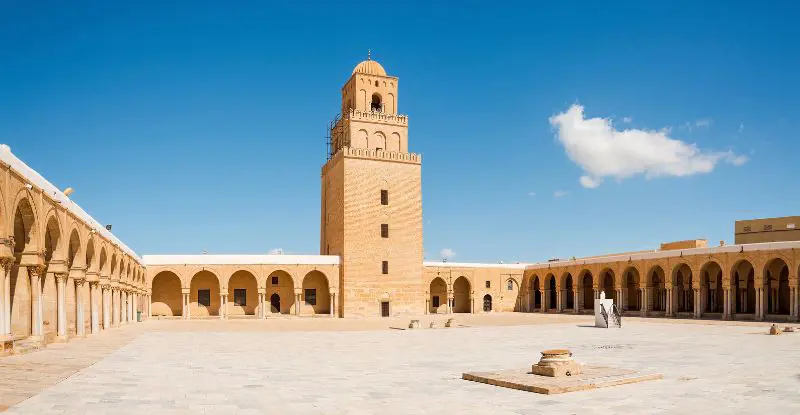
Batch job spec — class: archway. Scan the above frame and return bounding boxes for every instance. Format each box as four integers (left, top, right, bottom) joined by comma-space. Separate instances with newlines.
624, 267, 640, 311
11, 198, 37, 335
453, 276, 471, 313
228, 270, 258, 316
649, 266, 666, 312
601, 269, 615, 303
764, 258, 790, 315
581, 271, 593, 310
270, 293, 280, 313
67, 229, 82, 335
190, 271, 220, 316
506, 279, 521, 312
266, 270, 294, 314
483, 294, 492, 312
43, 216, 62, 339
673, 264, 693, 313
151, 271, 182, 316
562, 273, 574, 310
531, 276, 541, 310
546, 275, 556, 310
429, 277, 447, 314
732, 260, 755, 315
701, 261, 723, 314
302, 271, 330, 315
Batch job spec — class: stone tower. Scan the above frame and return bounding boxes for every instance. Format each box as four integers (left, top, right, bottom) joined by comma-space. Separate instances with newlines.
320, 55, 423, 317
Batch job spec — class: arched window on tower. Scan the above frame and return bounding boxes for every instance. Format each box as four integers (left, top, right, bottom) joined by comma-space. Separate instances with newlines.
371, 93, 383, 112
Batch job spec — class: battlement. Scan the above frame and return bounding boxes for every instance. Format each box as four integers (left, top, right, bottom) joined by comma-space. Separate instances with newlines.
322, 147, 421, 174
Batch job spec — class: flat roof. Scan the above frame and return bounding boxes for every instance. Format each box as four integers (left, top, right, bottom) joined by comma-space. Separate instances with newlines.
143, 254, 340, 266
0, 144, 141, 262
423, 261, 528, 270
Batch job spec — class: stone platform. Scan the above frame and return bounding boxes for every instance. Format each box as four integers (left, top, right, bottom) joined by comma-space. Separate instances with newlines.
463, 365, 662, 394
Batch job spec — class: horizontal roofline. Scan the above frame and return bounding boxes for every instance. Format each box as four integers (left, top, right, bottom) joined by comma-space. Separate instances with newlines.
423, 261, 528, 270
143, 254, 340, 266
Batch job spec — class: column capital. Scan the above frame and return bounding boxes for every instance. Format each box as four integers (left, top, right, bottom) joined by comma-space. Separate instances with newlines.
0, 255, 14, 270
54, 272, 68, 281
28, 265, 46, 278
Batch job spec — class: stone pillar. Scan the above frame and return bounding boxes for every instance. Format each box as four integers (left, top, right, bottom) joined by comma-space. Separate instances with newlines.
0, 258, 12, 336
295, 290, 301, 315
55, 273, 67, 339
575, 289, 581, 313
640, 288, 647, 317
665, 288, 672, 317
29, 267, 44, 338
90, 282, 99, 334
757, 287, 765, 321
101, 285, 110, 329
182, 289, 191, 320
330, 293, 335, 316
219, 293, 226, 319
75, 280, 85, 336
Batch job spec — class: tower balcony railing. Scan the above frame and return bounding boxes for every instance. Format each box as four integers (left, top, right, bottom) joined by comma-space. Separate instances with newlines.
345, 108, 408, 125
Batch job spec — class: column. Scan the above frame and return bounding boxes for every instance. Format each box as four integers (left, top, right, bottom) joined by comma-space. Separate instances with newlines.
758, 287, 765, 321
258, 291, 265, 319
575, 289, 581, 313
1, 258, 11, 335
90, 283, 99, 333
76, 280, 85, 336
101, 285, 109, 328
295, 292, 301, 315
330, 293, 335, 316
665, 289, 672, 317
640, 288, 647, 317
29, 267, 44, 337
55, 273, 67, 339
723, 288, 729, 319
219, 293, 225, 319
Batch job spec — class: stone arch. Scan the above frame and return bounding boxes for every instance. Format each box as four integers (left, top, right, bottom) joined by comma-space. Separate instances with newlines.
429, 277, 447, 314
505, 278, 521, 312
228, 270, 258, 316
301, 270, 330, 315
453, 276, 471, 313
672, 263, 694, 313
12, 192, 38, 254
151, 271, 182, 317
579, 269, 593, 310
358, 89, 367, 111
731, 259, 755, 315
370, 131, 386, 151
647, 265, 667, 312
763, 257, 790, 315
43, 212, 64, 263
98, 247, 108, 276
266, 269, 294, 314
622, 266, 641, 311
561, 272, 575, 310
353, 129, 368, 148
386, 92, 395, 114
700, 261, 724, 314
599, 268, 616, 303
530, 274, 542, 310
85, 238, 96, 273
190, 270, 221, 316
66, 227, 82, 269
545, 273, 557, 310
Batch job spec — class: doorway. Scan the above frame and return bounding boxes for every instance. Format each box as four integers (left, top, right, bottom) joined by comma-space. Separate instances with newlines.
270, 293, 280, 313
381, 301, 390, 317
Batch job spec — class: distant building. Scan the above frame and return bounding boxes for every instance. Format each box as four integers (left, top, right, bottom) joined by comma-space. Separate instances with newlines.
735, 216, 800, 244
660, 239, 707, 251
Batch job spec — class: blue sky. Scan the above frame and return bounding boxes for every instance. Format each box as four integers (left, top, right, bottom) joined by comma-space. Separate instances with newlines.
2, 1, 798, 262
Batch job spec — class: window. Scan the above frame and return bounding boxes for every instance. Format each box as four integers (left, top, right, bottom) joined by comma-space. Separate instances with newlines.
197, 289, 210, 306
764, 224, 773, 231
381, 224, 389, 238
371, 93, 382, 112
272, 276, 279, 285
380, 189, 388, 205
507, 280, 514, 291
485, 281, 491, 289
381, 301, 390, 317
304, 289, 317, 306
233, 289, 247, 306
432, 296, 440, 308
382, 261, 389, 274
743, 225, 751, 232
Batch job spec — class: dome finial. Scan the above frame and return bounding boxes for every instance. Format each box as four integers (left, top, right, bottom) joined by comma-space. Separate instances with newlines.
367, 49, 371, 60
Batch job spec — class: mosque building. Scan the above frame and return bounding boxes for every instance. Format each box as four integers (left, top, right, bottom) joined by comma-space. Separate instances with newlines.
1, 57, 799, 351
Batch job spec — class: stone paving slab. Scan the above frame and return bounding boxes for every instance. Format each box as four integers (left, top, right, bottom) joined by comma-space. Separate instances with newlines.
3, 316, 800, 414
463, 366, 663, 394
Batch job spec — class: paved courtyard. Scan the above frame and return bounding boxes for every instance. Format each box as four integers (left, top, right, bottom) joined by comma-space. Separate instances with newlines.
3, 315, 800, 414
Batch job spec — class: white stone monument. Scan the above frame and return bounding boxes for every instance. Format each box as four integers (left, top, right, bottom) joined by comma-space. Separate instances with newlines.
594, 291, 618, 328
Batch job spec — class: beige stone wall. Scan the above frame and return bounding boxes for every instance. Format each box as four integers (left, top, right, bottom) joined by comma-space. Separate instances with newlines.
423, 265, 525, 314
735, 216, 800, 244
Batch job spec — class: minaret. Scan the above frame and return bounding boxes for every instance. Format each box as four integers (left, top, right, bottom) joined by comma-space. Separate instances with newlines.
320, 54, 423, 317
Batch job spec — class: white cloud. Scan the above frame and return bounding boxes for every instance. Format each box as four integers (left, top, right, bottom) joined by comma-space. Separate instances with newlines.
440, 248, 456, 260
553, 190, 569, 197
528, 191, 536, 197
621, 116, 633, 123
549, 105, 747, 189
267, 248, 284, 255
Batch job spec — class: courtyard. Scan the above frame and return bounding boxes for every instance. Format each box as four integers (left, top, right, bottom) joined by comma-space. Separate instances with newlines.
1, 314, 799, 414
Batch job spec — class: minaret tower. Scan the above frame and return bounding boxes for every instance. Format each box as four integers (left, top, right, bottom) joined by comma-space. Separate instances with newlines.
320, 54, 423, 317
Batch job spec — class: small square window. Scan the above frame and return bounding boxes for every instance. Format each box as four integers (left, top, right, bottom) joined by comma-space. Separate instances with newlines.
485, 281, 491, 289
233, 289, 246, 306
380, 189, 388, 205
304, 288, 316, 306
382, 261, 389, 274
197, 289, 210, 306
381, 224, 389, 238
272, 276, 279, 285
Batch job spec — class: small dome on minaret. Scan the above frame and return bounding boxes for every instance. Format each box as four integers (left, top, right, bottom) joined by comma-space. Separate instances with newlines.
352, 50, 387, 76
